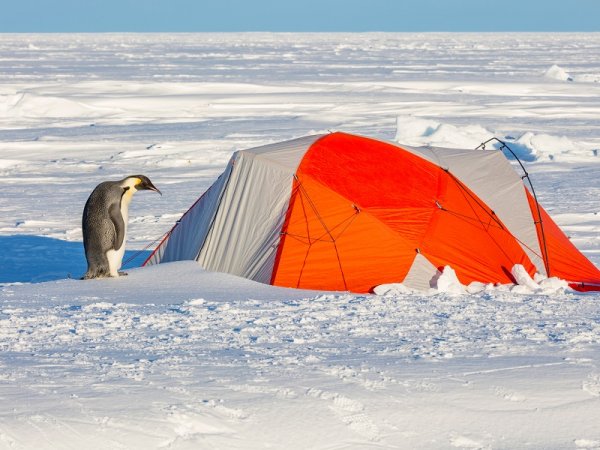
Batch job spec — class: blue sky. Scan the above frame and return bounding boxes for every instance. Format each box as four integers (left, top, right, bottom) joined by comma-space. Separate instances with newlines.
2, 0, 599, 32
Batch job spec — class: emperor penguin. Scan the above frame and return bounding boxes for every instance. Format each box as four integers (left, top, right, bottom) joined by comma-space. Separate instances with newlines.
82, 175, 161, 279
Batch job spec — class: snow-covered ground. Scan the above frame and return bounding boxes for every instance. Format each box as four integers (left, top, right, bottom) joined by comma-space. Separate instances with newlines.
0, 33, 599, 449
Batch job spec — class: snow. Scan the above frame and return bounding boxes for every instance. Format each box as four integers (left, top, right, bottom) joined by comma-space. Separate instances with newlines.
435, 266, 468, 295
512, 264, 541, 291
375, 264, 572, 298
395, 115, 493, 149
544, 64, 574, 82
1, 32, 600, 449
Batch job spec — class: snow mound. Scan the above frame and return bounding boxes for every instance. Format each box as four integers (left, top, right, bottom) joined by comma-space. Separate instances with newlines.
0, 92, 117, 119
436, 266, 467, 295
374, 266, 469, 297
543, 64, 600, 84
510, 131, 597, 162
544, 65, 573, 82
574, 73, 600, 83
0, 159, 24, 170
395, 116, 598, 163
372, 283, 412, 296
511, 264, 540, 291
375, 265, 570, 297
395, 116, 492, 149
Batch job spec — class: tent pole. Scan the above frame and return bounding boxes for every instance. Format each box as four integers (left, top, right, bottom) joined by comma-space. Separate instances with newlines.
476, 137, 551, 277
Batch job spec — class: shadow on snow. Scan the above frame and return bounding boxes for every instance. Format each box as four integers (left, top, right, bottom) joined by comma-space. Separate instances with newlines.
0, 235, 150, 284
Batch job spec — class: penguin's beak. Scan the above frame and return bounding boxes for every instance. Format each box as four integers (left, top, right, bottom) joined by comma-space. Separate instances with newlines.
139, 179, 162, 196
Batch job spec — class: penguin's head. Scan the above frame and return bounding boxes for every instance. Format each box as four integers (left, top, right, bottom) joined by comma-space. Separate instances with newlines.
122, 175, 162, 195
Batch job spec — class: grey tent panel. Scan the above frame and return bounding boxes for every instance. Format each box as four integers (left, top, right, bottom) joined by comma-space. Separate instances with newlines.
197, 139, 317, 282
243, 134, 324, 170
147, 159, 234, 265
402, 253, 441, 291
391, 142, 546, 275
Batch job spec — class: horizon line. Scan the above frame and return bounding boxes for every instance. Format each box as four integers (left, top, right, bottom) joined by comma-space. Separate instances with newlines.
2, 30, 600, 34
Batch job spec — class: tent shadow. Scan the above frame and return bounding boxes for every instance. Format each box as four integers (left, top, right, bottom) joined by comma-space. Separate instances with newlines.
0, 235, 150, 284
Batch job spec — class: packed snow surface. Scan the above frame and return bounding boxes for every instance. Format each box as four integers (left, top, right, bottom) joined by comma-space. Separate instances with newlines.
0, 33, 599, 449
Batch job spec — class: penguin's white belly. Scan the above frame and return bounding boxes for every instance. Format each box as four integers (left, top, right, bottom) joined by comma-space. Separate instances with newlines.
106, 240, 126, 277
107, 199, 130, 277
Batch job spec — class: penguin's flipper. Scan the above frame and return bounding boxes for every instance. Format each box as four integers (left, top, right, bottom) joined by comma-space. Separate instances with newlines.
109, 203, 125, 250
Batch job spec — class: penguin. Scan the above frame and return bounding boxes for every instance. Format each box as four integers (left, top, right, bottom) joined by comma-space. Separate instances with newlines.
82, 175, 161, 279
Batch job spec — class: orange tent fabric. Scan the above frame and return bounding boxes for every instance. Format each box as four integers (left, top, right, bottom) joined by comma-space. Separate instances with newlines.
526, 190, 600, 291
272, 134, 536, 291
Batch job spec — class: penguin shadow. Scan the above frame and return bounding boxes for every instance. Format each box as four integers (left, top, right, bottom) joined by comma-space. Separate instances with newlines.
0, 235, 150, 284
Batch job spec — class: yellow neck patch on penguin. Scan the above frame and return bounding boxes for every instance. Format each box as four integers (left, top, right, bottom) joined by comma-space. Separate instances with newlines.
121, 177, 142, 190
120, 177, 141, 206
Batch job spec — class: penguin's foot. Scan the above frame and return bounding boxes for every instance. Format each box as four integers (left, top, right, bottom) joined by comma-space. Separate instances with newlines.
82, 265, 114, 280
118, 271, 128, 277
82, 270, 111, 280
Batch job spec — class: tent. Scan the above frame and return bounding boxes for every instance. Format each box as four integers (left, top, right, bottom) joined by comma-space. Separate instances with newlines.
144, 132, 600, 292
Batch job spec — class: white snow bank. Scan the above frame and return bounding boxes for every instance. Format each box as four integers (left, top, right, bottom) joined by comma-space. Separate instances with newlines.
1, 258, 599, 449
575, 73, 600, 83
544, 64, 600, 83
0, 92, 118, 119
0, 159, 24, 169
436, 265, 467, 295
0, 261, 321, 305
372, 283, 412, 296
511, 131, 598, 162
511, 264, 540, 291
513, 270, 566, 295
375, 265, 570, 297
395, 116, 599, 162
543, 64, 600, 83
472, 265, 569, 296
544, 64, 573, 82
395, 115, 492, 149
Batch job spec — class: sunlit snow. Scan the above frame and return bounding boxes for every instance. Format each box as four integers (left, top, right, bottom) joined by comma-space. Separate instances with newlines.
0, 33, 599, 449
